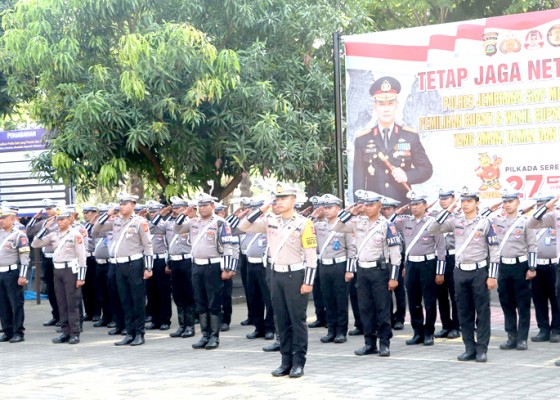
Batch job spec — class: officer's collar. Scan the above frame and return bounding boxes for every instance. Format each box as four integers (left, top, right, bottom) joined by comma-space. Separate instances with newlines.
377, 123, 395, 135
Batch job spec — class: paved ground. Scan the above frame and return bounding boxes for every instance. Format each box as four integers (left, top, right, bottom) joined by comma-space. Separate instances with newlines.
2, 301, 559, 400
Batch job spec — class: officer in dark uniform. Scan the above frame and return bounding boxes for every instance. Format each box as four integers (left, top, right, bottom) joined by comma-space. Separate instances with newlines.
81, 205, 100, 322
431, 190, 461, 339
0, 206, 30, 343
352, 76, 433, 205
528, 194, 560, 343
381, 196, 406, 330
215, 203, 234, 332
308, 195, 326, 329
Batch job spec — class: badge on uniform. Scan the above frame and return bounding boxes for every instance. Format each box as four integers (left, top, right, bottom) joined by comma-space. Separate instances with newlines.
333, 239, 340, 251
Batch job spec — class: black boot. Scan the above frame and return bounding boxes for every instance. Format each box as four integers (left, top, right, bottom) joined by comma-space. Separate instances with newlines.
192, 313, 210, 349
499, 334, 517, 350
206, 314, 221, 350
170, 306, 185, 338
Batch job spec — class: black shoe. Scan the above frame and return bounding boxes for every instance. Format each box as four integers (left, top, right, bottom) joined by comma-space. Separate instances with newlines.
52, 335, 70, 344
406, 335, 424, 345
516, 340, 528, 350
43, 318, 59, 327
289, 366, 304, 378
159, 324, 170, 331
130, 335, 145, 346
500, 338, 517, 350
92, 315, 101, 322
264, 332, 275, 340
145, 322, 159, 330
531, 331, 550, 342
555, 360, 560, 367
348, 328, 363, 336
115, 335, 134, 346
240, 319, 253, 326
334, 334, 347, 344
55, 321, 62, 327
93, 320, 108, 328
434, 329, 450, 338
308, 320, 326, 328
68, 336, 80, 345
271, 365, 291, 377
108, 328, 123, 336
0, 334, 12, 342
205, 337, 219, 350
220, 323, 230, 332
192, 336, 209, 349
550, 333, 560, 343
263, 341, 280, 352
107, 322, 117, 328
393, 322, 404, 330
170, 327, 185, 338
379, 345, 390, 357
476, 352, 487, 363
122, 329, 128, 335
56, 327, 63, 333
246, 330, 265, 340
354, 345, 379, 356
447, 329, 461, 339
9, 334, 24, 343
83, 314, 92, 322
423, 335, 434, 346
320, 333, 335, 343
181, 327, 195, 338
457, 352, 476, 361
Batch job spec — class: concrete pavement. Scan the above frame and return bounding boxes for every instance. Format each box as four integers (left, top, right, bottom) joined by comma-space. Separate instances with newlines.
1, 301, 559, 400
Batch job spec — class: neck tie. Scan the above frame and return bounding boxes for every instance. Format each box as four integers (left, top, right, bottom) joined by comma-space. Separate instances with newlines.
382, 128, 390, 151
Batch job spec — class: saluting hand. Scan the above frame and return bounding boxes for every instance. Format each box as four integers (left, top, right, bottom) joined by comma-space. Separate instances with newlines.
395, 204, 409, 215
238, 208, 251, 219
34, 209, 44, 219
488, 200, 503, 212
447, 199, 459, 213
160, 206, 172, 217
350, 204, 364, 216
546, 195, 560, 210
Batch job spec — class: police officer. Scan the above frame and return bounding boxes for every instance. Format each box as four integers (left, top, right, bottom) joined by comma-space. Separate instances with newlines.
431, 190, 460, 339
94, 193, 154, 346
314, 194, 354, 343
239, 183, 317, 378
334, 191, 401, 357
0, 206, 30, 343
27, 198, 60, 327
175, 193, 239, 350
391, 192, 445, 346
91, 204, 113, 328
486, 190, 537, 351
144, 200, 172, 331
352, 76, 433, 205
215, 203, 234, 332
163, 197, 197, 338
81, 205, 100, 322
429, 187, 499, 362
307, 196, 327, 329
528, 194, 560, 366
380, 196, 406, 330
233, 198, 253, 327
230, 198, 275, 340
528, 194, 560, 342
32, 205, 87, 344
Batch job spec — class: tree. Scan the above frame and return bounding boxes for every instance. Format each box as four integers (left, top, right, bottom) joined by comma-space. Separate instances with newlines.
1, 0, 240, 199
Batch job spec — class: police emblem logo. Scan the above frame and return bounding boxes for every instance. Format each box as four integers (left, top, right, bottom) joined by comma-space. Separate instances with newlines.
483, 31, 499, 57
524, 30, 544, 50
499, 33, 521, 54
380, 80, 391, 92
547, 25, 560, 47
276, 184, 284, 194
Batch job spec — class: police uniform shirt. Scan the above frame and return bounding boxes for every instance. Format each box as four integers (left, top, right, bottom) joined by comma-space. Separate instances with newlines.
0, 227, 31, 277
492, 214, 537, 258
27, 216, 59, 255
94, 214, 154, 259
352, 124, 433, 204
148, 218, 169, 255
527, 208, 560, 257
429, 212, 500, 277
174, 213, 239, 268
429, 209, 456, 251
534, 226, 557, 259
314, 219, 355, 261
31, 227, 88, 279
168, 217, 192, 256
93, 231, 111, 260
393, 215, 446, 259
334, 214, 402, 269
82, 221, 96, 254
245, 231, 268, 259
239, 212, 317, 284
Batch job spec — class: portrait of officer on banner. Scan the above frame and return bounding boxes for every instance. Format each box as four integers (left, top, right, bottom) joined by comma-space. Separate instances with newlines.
352, 76, 433, 206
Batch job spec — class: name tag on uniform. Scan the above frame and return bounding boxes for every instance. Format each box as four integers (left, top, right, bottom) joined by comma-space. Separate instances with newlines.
545, 237, 552, 246
257, 238, 266, 247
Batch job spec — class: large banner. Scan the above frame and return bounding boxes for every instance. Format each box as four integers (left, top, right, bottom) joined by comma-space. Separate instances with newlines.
344, 9, 560, 205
